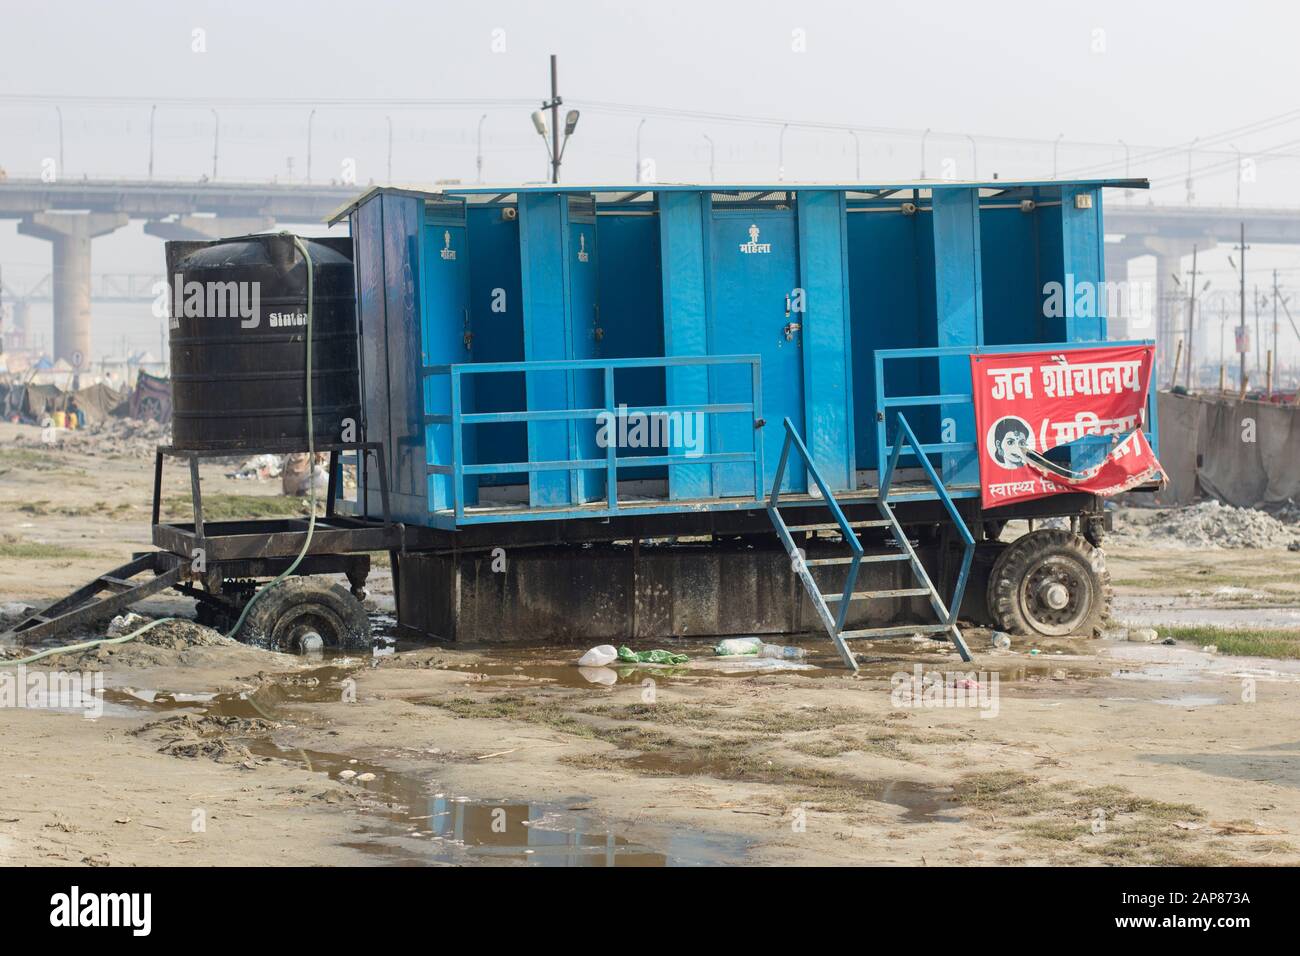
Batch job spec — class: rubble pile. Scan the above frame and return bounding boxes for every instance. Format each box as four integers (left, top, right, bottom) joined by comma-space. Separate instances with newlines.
1125, 500, 1300, 549
55, 418, 171, 459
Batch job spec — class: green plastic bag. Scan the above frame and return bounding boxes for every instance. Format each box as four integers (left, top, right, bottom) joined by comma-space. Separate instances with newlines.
616, 646, 689, 665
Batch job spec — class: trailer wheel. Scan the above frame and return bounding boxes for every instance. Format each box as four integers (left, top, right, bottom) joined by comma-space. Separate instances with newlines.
237, 577, 371, 653
986, 530, 1110, 638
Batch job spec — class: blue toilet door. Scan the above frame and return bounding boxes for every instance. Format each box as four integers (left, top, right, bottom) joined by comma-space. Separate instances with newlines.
708, 206, 806, 496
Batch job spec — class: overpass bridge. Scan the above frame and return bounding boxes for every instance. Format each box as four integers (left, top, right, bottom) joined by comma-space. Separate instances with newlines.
3, 177, 1300, 368
0, 178, 356, 366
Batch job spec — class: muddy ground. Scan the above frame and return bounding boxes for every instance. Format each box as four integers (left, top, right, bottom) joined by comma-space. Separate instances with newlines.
2, 420, 1299, 866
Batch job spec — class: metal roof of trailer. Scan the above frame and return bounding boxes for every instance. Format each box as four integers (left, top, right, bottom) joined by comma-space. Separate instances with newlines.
327, 177, 1149, 224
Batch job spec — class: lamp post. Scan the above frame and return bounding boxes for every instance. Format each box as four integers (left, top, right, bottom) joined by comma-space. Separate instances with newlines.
476, 114, 487, 183
210, 108, 219, 180
306, 108, 316, 183
54, 106, 64, 175
148, 104, 157, 180
635, 118, 646, 183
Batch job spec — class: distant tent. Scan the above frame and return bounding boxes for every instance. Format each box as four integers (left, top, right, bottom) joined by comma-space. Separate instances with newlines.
128, 370, 171, 423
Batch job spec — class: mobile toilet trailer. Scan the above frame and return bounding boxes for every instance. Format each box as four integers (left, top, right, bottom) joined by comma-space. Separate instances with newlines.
328, 177, 1153, 669
2, 177, 1156, 671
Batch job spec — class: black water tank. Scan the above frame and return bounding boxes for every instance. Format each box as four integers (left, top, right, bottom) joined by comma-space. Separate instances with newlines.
165, 233, 360, 451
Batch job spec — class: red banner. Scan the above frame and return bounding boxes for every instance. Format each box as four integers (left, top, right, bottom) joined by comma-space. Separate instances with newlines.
969, 345, 1163, 508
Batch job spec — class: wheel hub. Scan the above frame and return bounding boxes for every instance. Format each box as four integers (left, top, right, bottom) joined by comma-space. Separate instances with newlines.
1039, 581, 1070, 610
1019, 556, 1093, 636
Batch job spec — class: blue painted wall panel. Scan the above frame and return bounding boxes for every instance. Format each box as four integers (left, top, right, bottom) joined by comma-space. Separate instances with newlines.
518, 193, 572, 506
795, 190, 854, 491
659, 191, 713, 499
352, 199, 390, 519
379, 193, 430, 522
930, 189, 983, 485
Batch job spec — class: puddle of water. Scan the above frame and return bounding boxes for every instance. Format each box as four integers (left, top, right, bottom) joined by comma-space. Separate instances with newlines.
106, 666, 749, 866
618, 750, 961, 823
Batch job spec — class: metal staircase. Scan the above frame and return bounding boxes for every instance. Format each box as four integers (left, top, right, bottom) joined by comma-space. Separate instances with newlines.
767, 415, 974, 672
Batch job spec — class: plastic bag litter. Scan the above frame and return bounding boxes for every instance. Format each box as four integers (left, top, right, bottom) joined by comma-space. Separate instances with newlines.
577, 644, 618, 667
714, 637, 763, 656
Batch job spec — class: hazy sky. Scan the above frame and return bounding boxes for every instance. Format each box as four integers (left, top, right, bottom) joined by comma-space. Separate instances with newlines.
4, 0, 1300, 356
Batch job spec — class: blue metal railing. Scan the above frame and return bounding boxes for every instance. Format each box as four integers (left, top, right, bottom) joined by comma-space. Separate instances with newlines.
872, 339, 1159, 483
422, 354, 764, 524
768, 417, 865, 635
880, 413, 975, 627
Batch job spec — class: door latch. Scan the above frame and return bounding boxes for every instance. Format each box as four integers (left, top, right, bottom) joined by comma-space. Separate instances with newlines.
782, 322, 802, 341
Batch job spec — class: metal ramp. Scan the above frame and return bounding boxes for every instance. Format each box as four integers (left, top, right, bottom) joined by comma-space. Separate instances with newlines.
767, 415, 974, 672
2, 552, 183, 645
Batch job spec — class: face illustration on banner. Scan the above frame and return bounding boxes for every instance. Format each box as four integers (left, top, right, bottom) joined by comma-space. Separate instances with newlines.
987, 416, 1034, 469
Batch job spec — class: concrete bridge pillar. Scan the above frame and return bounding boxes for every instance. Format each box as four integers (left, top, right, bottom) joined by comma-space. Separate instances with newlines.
17, 211, 128, 367
143, 215, 275, 242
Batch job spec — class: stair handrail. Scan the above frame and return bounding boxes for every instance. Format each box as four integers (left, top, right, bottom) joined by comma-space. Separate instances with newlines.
880, 412, 975, 625
768, 418, 864, 631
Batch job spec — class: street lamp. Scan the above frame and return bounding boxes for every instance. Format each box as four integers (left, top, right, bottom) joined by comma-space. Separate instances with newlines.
476, 114, 487, 183
210, 108, 219, 180
778, 123, 789, 181
1052, 133, 1064, 178
920, 127, 931, 178
533, 107, 580, 182
148, 104, 157, 180
703, 133, 716, 183
306, 108, 316, 183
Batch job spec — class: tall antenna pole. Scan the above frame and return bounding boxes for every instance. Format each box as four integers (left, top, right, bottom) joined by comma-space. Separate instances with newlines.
1185, 245, 1198, 390
1238, 222, 1248, 390
1273, 269, 1280, 392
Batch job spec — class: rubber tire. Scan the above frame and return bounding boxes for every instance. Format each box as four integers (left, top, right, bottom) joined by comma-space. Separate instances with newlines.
986, 529, 1111, 638
236, 577, 371, 652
